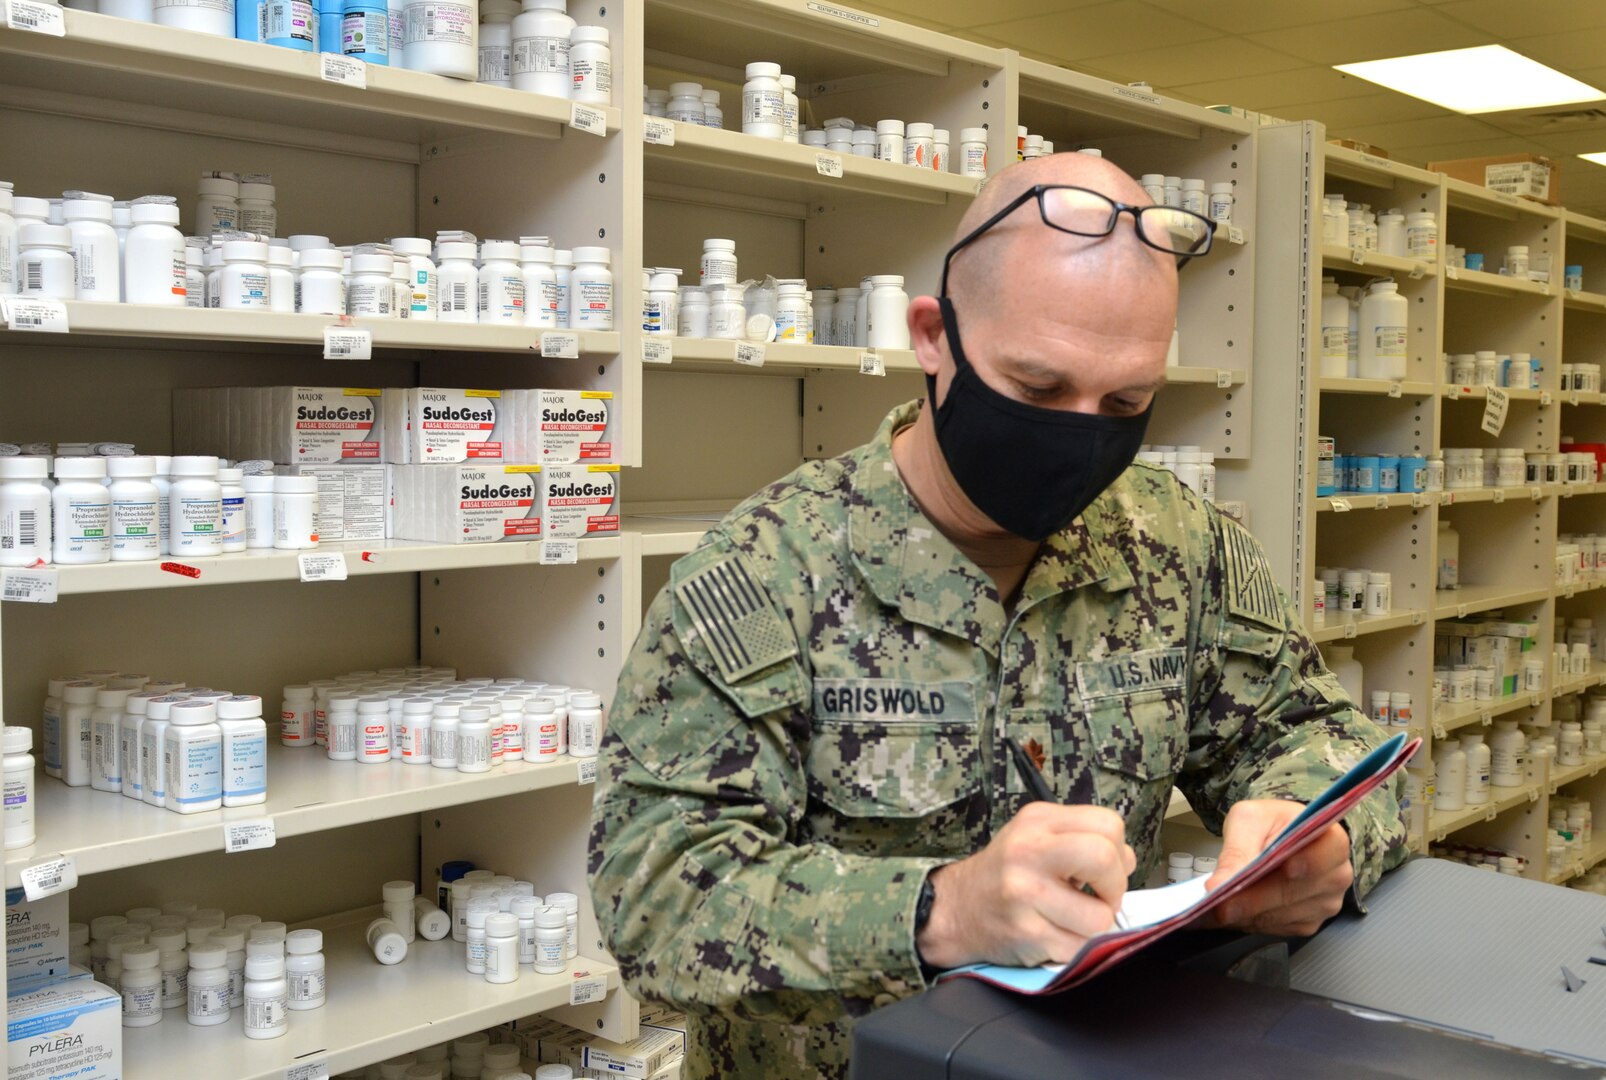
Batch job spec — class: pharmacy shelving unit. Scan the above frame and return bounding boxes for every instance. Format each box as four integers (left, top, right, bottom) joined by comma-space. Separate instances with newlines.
0, 1, 642, 1071
1252, 119, 1606, 877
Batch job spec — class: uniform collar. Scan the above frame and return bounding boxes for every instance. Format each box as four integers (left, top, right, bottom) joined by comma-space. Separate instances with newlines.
847, 401, 1132, 654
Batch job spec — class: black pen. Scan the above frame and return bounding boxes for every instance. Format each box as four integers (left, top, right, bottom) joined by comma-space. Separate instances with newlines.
1007, 736, 1055, 802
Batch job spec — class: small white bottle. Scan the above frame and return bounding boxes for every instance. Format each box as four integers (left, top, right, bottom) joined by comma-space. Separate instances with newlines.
121, 943, 164, 1028
194, 175, 239, 233
169, 456, 223, 558
53, 456, 112, 565
510, 896, 538, 964
120, 691, 160, 804
521, 242, 559, 328
17, 223, 76, 299
237, 183, 277, 236
436, 240, 479, 323
700, 238, 737, 286
382, 881, 417, 943
702, 88, 724, 128
284, 929, 326, 1011
569, 246, 613, 330
400, 0, 475, 78
106, 456, 161, 563
865, 275, 911, 350
875, 119, 906, 163
149, 928, 189, 1010
280, 685, 315, 748
1209, 183, 1235, 224
457, 705, 491, 773
430, 701, 461, 768
60, 681, 102, 789
63, 193, 122, 303
904, 122, 934, 168
90, 687, 133, 793
186, 942, 232, 1026
1434, 745, 1467, 811
139, 695, 183, 808
390, 236, 438, 320
243, 474, 275, 550
464, 899, 496, 974
1364, 571, 1391, 616
398, 698, 433, 763
741, 62, 785, 138
243, 954, 289, 1039
477, 0, 518, 86
219, 240, 272, 310
0, 456, 52, 567
272, 475, 319, 550
358, 697, 392, 764
296, 248, 346, 315
567, 691, 601, 758
533, 904, 565, 973
347, 252, 396, 317
326, 695, 359, 761
217, 467, 247, 554
1461, 733, 1491, 805
509, 0, 574, 97
779, 73, 800, 142
216, 695, 267, 807
0, 180, 15, 296
570, 25, 612, 105
478, 240, 525, 324
414, 895, 452, 940
124, 198, 186, 306
164, 699, 223, 814
932, 129, 950, 172
3, 727, 35, 850
266, 245, 295, 313
546, 891, 578, 958
484, 912, 520, 984
554, 249, 574, 326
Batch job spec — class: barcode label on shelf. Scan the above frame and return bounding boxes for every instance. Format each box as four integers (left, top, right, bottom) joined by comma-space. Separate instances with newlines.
540, 540, 578, 565
1227, 226, 1244, 246
21, 856, 77, 901
1445, 265, 1459, 280
320, 54, 367, 89
1329, 498, 1351, 512
807, 1, 878, 26
1, 297, 69, 332
1482, 386, 1510, 436
297, 552, 348, 582
1408, 263, 1425, 280
643, 117, 675, 146
1349, 247, 1366, 265
2, 568, 58, 603
858, 351, 884, 377
225, 819, 277, 853
541, 331, 580, 358
323, 326, 371, 359
1491, 488, 1505, 503
577, 758, 597, 785
569, 972, 608, 1006
641, 338, 673, 365
5, 0, 65, 34
570, 102, 607, 136
284, 1062, 329, 1080
1387, 381, 1403, 398
815, 152, 844, 178
734, 342, 765, 367
1215, 369, 1233, 388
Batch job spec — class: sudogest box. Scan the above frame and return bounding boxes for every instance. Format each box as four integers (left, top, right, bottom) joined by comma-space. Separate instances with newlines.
383, 387, 510, 464
541, 463, 619, 540
391, 464, 542, 544
174, 386, 388, 464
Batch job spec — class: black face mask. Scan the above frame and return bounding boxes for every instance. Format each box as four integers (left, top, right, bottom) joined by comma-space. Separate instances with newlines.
925, 297, 1153, 542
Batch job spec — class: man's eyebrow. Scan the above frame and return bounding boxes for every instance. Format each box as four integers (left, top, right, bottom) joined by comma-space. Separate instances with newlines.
997, 357, 1166, 395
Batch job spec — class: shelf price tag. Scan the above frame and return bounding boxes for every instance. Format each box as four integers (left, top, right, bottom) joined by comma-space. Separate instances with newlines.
1531, 486, 1544, 501
1479, 711, 1492, 727
569, 102, 607, 136
1571, 392, 1582, 407
641, 337, 673, 365
2, 568, 58, 604
1343, 622, 1358, 639
569, 972, 608, 1006
1410, 493, 1427, 508
297, 552, 347, 582
1540, 391, 1553, 406
734, 342, 765, 367
576, 758, 597, 785
225, 819, 277, 853
322, 326, 371, 360
858, 351, 884, 377
1387, 381, 1403, 399
815, 152, 844, 178
1227, 226, 1244, 246
1215, 369, 1233, 388
540, 540, 578, 565
1439, 492, 1454, 506
1347, 247, 1366, 265
1481, 386, 1510, 436
1, 297, 69, 332
1491, 488, 1506, 504
1408, 262, 1426, 280
1444, 385, 1463, 399
284, 1062, 330, 1080
642, 117, 675, 146
21, 855, 77, 901
4, 0, 64, 34
319, 53, 367, 89
1432, 722, 1448, 741
1445, 265, 1459, 280
1373, 496, 1390, 510
541, 331, 580, 359
1329, 497, 1351, 513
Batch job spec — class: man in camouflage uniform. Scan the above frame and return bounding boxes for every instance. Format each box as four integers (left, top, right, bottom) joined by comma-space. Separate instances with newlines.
590, 153, 1407, 1079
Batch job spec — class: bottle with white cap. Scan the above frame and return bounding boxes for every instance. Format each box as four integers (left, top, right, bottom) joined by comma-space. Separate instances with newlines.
243, 954, 289, 1039
702, 87, 723, 129
382, 881, 417, 942
284, 929, 326, 1011
63, 192, 122, 302
570, 246, 613, 330
104, 454, 159, 561
509, 0, 574, 97
52, 456, 111, 565
164, 699, 223, 814
0, 180, 15, 296
124, 197, 186, 306
217, 695, 267, 807
904, 123, 935, 168
779, 73, 800, 142
478, 240, 525, 324
219, 240, 271, 310
742, 62, 785, 138
3, 726, 35, 849
17, 223, 76, 299
0, 456, 52, 567
347, 251, 396, 317
168, 456, 222, 558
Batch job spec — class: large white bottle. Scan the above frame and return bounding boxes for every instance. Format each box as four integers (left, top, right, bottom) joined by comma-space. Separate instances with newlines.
1489, 720, 1525, 787
1319, 277, 1350, 378
509, 0, 574, 98
1460, 733, 1491, 805
1358, 279, 1408, 380
1434, 745, 1467, 811
1321, 643, 1364, 705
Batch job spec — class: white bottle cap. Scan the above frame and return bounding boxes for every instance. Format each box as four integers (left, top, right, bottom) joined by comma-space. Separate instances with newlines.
0, 456, 49, 479
95, 688, 134, 710
285, 929, 323, 955
239, 182, 276, 202
245, 954, 285, 980
3, 726, 32, 754
571, 24, 608, 44
169, 699, 217, 725
273, 475, 319, 495
669, 81, 703, 98
702, 88, 720, 104
382, 880, 416, 902
352, 252, 393, 275
906, 122, 934, 138
54, 456, 108, 480
535, 904, 566, 928
122, 943, 162, 970
745, 61, 781, 79
18, 222, 71, 249
480, 240, 520, 262
106, 455, 157, 479
188, 942, 228, 968
876, 119, 905, 135
572, 246, 610, 265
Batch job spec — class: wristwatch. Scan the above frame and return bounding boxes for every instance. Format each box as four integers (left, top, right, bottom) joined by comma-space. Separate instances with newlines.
914, 875, 939, 980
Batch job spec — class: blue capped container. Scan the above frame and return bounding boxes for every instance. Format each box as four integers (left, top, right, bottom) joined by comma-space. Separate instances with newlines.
341, 0, 388, 64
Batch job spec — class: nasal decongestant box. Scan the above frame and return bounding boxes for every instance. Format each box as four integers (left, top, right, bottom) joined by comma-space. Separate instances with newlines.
541, 463, 619, 540
382, 387, 509, 464
282, 463, 388, 542
174, 386, 388, 464
508, 389, 615, 463
390, 464, 542, 544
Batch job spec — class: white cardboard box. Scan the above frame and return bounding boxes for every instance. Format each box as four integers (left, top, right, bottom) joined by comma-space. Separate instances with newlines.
6, 978, 121, 1080
5, 887, 69, 989
542, 463, 619, 540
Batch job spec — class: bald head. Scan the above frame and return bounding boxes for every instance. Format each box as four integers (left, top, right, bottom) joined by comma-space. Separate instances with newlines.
945, 153, 1176, 313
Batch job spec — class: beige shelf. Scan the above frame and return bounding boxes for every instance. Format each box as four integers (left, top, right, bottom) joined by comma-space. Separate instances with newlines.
1562, 289, 1606, 314
1443, 266, 1554, 299
1310, 609, 1423, 643
1444, 176, 1562, 221
1319, 244, 1435, 278
1548, 758, 1606, 794
1317, 377, 1435, 397
0, 9, 618, 147
1552, 673, 1606, 699
1438, 485, 1555, 505
1433, 692, 1542, 737
655, 337, 918, 374
1441, 384, 1546, 402
1323, 144, 1443, 189
1434, 584, 1553, 620
1429, 783, 1539, 842
122, 907, 618, 1080
1017, 55, 1252, 141
1315, 492, 1425, 512
0, 302, 620, 356
623, 515, 717, 558
4, 744, 595, 889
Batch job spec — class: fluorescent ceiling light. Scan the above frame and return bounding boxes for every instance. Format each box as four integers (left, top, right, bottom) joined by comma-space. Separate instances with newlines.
1335, 45, 1604, 114
1582, 153, 1606, 168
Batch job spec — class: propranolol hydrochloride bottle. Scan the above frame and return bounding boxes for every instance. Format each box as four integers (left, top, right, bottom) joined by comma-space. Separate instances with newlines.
509, 0, 573, 97
569, 246, 612, 330
477, 0, 517, 86
401, 0, 475, 78
64, 192, 122, 302
53, 456, 111, 565
124, 198, 187, 306
164, 699, 223, 815
90, 688, 134, 794
477, 240, 524, 323
107, 453, 162, 560
169, 456, 223, 558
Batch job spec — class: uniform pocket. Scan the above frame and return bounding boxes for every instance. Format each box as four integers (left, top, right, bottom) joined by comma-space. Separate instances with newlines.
1085, 688, 1187, 781
807, 717, 981, 819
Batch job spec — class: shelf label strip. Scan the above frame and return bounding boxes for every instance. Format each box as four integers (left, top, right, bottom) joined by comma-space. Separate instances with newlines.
319, 54, 367, 89
21, 855, 77, 901
570, 972, 608, 1006
284, 1061, 330, 1080
225, 819, 278, 854
541, 331, 580, 359
858, 350, 884, 376
1482, 386, 1510, 437
641, 337, 673, 365
298, 552, 349, 582
0, 296, 69, 332
323, 327, 372, 360
1, 568, 58, 604
815, 152, 844, 179
577, 758, 598, 785
540, 540, 578, 565
734, 342, 765, 367
570, 103, 607, 136
4, 0, 64, 34
642, 117, 675, 146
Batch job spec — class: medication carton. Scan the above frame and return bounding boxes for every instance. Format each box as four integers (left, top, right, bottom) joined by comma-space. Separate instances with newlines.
541, 463, 619, 540
281, 463, 387, 542
7, 978, 121, 1080
527, 389, 615, 463
1428, 153, 1560, 207
382, 387, 509, 464
5, 886, 69, 989
390, 464, 541, 544
173, 386, 388, 464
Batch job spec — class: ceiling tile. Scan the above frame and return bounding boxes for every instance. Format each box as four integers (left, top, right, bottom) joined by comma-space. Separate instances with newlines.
852, 0, 1108, 30
1080, 37, 1306, 88
1502, 28, 1606, 76
1246, 9, 1490, 65
1138, 0, 1415, 34
1432, 0, 1606, 40
1293, 92, 1455, 130
1337, 114, 1509, 148
968, 1, 1220, 61
1170, 66, 1385, 111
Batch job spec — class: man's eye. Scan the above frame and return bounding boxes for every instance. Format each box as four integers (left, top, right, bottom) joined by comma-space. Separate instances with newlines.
1108, 397, 1145, 414
1017, 384, 1056, 401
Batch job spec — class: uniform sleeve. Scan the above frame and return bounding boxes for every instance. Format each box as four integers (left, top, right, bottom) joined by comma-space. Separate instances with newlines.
1177, 514, 1409, 899
587, 540, 945, 1027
